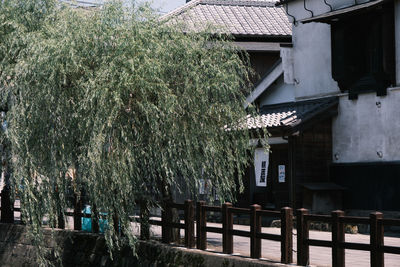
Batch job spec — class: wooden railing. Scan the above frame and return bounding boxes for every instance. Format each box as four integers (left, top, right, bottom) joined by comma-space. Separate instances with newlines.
297, 209, 400, 267
1, 194, 400, 267
152, 201, 292, 263
160, 200, 195, 248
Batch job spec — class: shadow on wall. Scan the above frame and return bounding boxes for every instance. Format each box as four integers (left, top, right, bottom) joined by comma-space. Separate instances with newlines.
331, 162, 400, 211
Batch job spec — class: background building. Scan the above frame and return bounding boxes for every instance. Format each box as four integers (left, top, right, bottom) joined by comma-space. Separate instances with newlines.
163, 0, 293, 205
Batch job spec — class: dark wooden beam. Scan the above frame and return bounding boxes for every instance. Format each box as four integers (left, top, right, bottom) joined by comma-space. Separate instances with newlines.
288, 136, 296, 209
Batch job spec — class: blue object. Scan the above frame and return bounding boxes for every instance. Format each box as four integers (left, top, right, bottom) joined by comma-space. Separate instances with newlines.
2, 121, 8, 132
81, 205, 109, 233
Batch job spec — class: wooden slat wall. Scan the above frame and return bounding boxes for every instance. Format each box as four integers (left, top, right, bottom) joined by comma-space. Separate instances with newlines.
293, 118, 333, 208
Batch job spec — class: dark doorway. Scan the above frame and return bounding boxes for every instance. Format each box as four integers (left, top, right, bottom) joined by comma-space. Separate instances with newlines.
250, 143, 290, 209
268, 144, 290, 208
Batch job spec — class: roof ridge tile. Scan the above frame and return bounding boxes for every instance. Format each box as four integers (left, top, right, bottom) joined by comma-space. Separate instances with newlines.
199, 0, 278, 7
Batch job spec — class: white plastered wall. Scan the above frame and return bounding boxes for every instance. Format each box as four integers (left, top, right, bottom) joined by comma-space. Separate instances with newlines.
291, 22, 340, 99
332, 89, 400, 163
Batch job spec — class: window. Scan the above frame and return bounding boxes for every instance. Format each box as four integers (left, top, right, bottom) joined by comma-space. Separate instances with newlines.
331, 2, 395, 99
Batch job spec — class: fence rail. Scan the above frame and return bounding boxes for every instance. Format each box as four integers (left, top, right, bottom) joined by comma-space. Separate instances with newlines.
1, 192, 400, 267
297, 209, 400, 267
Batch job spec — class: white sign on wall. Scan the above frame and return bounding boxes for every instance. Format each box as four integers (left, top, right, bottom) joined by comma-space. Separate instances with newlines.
278, 165, 286, 183
254, 148, 269, 187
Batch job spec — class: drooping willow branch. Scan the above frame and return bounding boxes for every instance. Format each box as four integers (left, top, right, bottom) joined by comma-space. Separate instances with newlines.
0, 0, 267, 265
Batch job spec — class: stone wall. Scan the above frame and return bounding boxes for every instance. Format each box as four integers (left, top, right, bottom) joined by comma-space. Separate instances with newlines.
0, 223, 285, 267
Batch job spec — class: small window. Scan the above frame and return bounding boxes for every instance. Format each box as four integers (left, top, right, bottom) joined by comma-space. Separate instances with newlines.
331, 3, 395, 99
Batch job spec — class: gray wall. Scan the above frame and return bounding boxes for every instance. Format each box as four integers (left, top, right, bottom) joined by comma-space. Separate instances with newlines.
258, 76, 295, 106
332, 89, 400, 163
291, 22, 339, 99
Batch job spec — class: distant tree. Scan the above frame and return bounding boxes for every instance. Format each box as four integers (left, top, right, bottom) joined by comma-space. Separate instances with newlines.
1, 0, 264, 265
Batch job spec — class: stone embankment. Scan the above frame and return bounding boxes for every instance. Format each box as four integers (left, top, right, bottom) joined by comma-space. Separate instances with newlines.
0, 223, 292, 267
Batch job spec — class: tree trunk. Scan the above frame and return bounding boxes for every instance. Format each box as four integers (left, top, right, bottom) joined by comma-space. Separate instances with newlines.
1, 146, 13, 223
161, 179, 180, 243
140, 200, 150, 240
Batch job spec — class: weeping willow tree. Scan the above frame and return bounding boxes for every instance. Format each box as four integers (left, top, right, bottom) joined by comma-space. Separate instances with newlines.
1, 0, 265, 265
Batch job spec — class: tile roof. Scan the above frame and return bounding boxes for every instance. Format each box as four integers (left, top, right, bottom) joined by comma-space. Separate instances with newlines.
246, 96, 338, 130
163, 0, 291, 37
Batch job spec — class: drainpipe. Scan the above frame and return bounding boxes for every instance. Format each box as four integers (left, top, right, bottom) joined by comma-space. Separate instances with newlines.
288, 136, 296, 209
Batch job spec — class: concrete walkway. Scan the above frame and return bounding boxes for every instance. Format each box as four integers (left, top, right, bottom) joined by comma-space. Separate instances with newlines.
138, 219, 400, 267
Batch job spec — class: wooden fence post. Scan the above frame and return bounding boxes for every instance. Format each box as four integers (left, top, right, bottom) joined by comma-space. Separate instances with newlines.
1, 158, 13, 223
297, 208, 309, 266
162, 201, 172, 244
73, 193, 82, 231
185, 200, 195, 248
92, 204, 99, 233
196, 201, 206, 250
0, 180, 14, 223
57, 213, 65, 229
140, 202, 150, 240
250, 204, 261, 259
370, 212, 384, 267
113, 214, 120, 235
281, 207, 293, 264
222, 202, 233, 254
332, 210, 345, 267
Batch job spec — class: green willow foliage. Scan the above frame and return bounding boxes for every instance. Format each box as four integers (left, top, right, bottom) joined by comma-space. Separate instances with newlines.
1, 0, 265, 265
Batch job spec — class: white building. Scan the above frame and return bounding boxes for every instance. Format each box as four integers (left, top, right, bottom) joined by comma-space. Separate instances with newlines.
249, 0, 400, 213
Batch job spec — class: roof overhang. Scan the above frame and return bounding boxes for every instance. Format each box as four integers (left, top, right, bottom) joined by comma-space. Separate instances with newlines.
275, 0, 295, 6
234, 42, 281, 52
285, 98, 338, 135
300, 0, 387, 24
247, 96, 339, 137
61, 0, 102, 8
